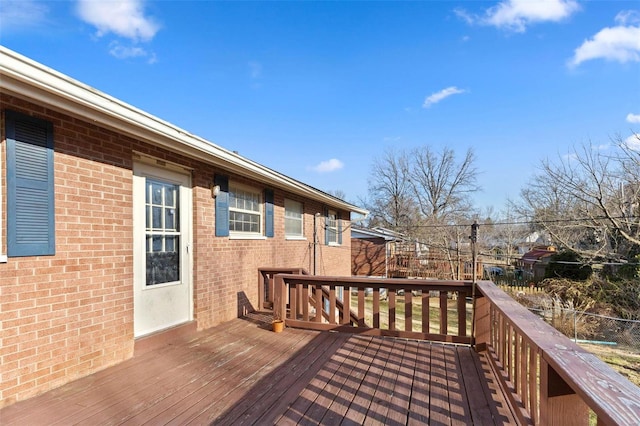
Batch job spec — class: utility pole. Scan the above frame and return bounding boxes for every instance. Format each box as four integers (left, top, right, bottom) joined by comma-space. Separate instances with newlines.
470, 222, 479, 347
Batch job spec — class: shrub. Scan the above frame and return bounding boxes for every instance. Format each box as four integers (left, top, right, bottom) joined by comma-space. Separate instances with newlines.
544, 251, 592, 280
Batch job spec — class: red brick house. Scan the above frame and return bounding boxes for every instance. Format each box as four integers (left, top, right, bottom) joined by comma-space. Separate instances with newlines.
351, 226, 399, 277
0, 47, 367, 407
517, 245, 557, 281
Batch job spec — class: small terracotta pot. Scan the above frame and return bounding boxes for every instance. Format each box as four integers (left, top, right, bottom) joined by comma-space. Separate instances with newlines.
272, 320, 284, 333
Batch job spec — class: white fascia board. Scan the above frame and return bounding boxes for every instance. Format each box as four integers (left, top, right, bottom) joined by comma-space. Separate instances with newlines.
0, 47, 368, 216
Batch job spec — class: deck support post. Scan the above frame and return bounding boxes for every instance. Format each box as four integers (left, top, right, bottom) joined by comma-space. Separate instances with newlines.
274, 274, 287, 322
474, 294, 490, 352
540, 358, 588, 425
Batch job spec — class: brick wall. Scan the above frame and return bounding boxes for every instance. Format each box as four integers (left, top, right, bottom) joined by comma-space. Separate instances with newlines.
0, 94, 352, 406
352, 238, 387, 276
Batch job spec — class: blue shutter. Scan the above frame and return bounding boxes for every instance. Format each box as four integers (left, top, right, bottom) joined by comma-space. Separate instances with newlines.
324, 207, 329, 245
6, 110, 55, 257
264, 189, 274, 238
338, 213, 343, 245
214, 174, 229, 237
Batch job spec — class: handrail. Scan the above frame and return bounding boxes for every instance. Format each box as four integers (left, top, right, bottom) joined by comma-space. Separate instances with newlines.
474, 280, 640, 426
259, 267, 361, 326
258, 267, 309, 309
308, 287, 363, 327
273, 274, 473, 344
270, 274, 640, 424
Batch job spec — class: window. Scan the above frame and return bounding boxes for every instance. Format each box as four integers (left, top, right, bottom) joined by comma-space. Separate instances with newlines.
229, 184, 262, 234
325, 209, 341, 245
5, 110, 55, 257
284, 199, 304, 238
145, 179, 180, 285
0, 133, 3, 262
213, 174, 274, 238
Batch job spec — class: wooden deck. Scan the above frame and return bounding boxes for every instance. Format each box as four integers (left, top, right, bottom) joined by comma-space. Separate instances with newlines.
1, 313, 516, 425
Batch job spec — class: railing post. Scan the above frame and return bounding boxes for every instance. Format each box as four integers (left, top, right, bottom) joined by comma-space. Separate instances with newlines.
540, 358, 588, 425
474, 294, 490, 352
274, 274, 287, 322
258, 270, 265, 310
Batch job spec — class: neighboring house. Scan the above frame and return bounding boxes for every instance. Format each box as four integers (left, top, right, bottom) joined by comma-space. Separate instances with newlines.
517, 245, 557, 281
516, 231, 550, 255
351, 226, 399, 277
0, 47, 367, 407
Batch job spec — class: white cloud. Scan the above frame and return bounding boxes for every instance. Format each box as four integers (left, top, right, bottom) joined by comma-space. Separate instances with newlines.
569, 27, 640, 67
423, 86, 466, 108
310, 159, 344, 173
456, 0, 579, 33
454, 8, 475, 26
109, 42, 156, 63
76, 0, 160, 42
569, 12, 640, 67
624, 133, 640, 151
0, 0, 49, 31
627, 113, 640, 123
615, 10, 640, 26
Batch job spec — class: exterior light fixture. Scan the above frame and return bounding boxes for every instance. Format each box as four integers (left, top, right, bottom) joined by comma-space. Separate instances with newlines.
211, 184, 220, 198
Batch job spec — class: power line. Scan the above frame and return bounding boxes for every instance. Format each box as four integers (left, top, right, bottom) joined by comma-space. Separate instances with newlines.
388, 215, 640, 229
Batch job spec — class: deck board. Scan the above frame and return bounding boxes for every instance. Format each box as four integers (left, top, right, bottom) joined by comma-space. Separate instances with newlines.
1, 313, 517, 425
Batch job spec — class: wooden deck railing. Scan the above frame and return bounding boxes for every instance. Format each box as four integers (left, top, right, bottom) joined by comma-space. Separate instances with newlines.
272, 274, 473, 344
474, 280, 640, 426
267, 272, 640, 425
258, 267, 309, 309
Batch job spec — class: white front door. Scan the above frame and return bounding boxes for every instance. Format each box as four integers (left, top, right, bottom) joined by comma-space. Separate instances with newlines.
133, 162, 192, 337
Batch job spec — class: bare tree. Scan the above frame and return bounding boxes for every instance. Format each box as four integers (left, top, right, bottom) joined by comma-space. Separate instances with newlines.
518, 135, 640, 261
366, 145, 481, 279
487, 204, 531, 267
326, 189, 348, 201
408, 147, 480, 278
409, 146, 480, 221
365, 147, 418, 235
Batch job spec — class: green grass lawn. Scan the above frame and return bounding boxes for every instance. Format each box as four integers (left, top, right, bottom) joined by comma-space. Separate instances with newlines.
349, 292, 472, 336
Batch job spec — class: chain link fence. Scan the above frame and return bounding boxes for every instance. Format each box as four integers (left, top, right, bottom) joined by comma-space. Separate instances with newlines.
527, 305, 640, 352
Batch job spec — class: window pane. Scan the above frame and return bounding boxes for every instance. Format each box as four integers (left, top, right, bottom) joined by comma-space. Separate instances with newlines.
285, 218, 303, 235
229, 185, 261, 233
285, 199, 303, 236
146, 250, 179, 285
152, 184, 163, 204
165, 208, 176, 230
165, 186, 175, 206
145, 178, 181, 286
152, 235, 163, 252
327, 210, 338, 243
166, 235, 176, 252
152, 206, 162, 229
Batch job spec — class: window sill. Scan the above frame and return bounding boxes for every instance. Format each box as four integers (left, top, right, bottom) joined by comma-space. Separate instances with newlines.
0, 254, 6, 263
229, 234, 267, 240
328, 242, 341, 247
285, 236, 307, 241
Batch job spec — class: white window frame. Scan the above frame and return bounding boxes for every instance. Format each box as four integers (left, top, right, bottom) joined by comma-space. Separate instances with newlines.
327, 209, 339, 245
284, 199, 305, 239
229, 183, 265, 239
0, 148, 5, 262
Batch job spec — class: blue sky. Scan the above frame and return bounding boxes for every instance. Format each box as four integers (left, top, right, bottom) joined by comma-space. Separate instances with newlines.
1, 0, 639, 213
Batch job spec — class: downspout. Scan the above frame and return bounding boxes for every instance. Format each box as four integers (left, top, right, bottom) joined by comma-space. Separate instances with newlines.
385, 240, 390, 278
313, 213, 320, 275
